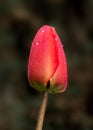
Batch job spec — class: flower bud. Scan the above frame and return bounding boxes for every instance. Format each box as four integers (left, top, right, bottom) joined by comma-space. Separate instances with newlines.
28, 25, 68, 94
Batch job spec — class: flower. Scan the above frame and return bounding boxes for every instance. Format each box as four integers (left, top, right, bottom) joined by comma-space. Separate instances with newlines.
28, 25, 68, 94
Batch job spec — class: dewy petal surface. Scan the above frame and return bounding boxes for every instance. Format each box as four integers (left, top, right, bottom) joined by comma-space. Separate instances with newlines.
28, 25, 59, 87
50, 27, 68, 92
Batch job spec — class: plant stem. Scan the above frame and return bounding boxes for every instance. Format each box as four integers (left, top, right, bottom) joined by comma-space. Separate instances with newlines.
36, 92, 48, 130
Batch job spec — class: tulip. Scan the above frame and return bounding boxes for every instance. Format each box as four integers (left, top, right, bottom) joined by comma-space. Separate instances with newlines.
28, 25, 68, 94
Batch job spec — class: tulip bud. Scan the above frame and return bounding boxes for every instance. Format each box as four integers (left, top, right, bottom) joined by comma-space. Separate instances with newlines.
28, 25, 68, 94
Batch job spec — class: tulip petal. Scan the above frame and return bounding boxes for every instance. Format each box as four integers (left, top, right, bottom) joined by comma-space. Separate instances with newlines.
28, 25, 59, 89
50, 27, 68, 93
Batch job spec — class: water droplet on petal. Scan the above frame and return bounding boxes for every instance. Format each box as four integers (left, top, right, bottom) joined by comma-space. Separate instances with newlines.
41, 30, 45, 35
52, 28, 55, 31
36, 41, 39, 45
55, 38, 57, 41
42, 30, 45, 33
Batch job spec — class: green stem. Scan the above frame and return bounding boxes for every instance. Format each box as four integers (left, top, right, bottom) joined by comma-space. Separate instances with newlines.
36, 92, 48, 130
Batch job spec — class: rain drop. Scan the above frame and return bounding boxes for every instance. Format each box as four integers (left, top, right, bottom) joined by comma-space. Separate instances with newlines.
36, 41, 39, 45
42, 30, 45, 33
41, 30, 45, 35
52, 28, 55, 31
55, 38, 57, 41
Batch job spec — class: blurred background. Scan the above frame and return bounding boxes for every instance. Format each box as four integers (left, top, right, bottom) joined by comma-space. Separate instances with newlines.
0, 0, 93, 130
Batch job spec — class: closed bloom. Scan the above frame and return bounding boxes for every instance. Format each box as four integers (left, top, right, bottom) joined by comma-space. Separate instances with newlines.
28, 25, 68, 94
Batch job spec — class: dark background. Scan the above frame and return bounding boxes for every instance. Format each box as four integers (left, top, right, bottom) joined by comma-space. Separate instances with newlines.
0, 0, 93, 130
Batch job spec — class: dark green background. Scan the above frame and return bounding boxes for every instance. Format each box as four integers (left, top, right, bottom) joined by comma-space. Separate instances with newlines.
0, 0, 93, 130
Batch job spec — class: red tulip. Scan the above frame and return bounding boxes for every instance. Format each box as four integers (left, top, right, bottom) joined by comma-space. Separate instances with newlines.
28, 25, 68, 94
